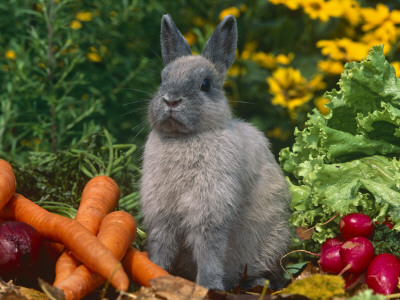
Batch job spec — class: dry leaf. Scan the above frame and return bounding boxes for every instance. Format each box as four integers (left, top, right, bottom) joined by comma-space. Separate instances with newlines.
149, 275, 208, 300
296, 227, 314, 241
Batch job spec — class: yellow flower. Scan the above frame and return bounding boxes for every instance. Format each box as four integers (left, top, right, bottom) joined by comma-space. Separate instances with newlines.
109, 11, 117, 20
267, 67, 319, 112
75, 11, 93, 22
318, 59, 344, 75
81, 94, 89, 101
219, 7, 240, 21
269, 0, 300, 10
5, 50, 16, 60
301, 0, 331, 22
361, 20, 398, 53
276, 53, 294, 65
390, 61, 400, 77
70, 20, 82, 30
316, 38, 369, 61
227, 64, 246, 77
361, 4, 390, 31
184, 32, 197, 46
328, 0, 361, 26
308, 74, 327, 91
266, 126, 291, 141
390, 10, 400, 24
87, 52, 102, 62
240, 41, 258, 60
252, 52, 277, 69
251, 52, 294, 69
314, 96, 330, 115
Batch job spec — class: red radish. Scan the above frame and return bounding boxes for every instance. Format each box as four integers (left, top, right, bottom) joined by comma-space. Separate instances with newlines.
366, 253, 400, 295
339, 213, 374, 240
382, 217, 394, 230
0, 221, 44, 283
375, 217, 394, 229
339, 236, 375, 274
319, 244, 344, 274
320, 237, 344, 253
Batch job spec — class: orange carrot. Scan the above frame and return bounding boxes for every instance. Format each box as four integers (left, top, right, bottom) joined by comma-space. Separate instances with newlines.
122, 246, 168, 287
0, 159, 16, 211
55, 211, 136, 300
74, 175, 120, 234
54, 175, 120, 285
0, 194, 129, 292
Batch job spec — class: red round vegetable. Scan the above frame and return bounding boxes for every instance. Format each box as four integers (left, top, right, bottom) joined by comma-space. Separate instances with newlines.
0, 221, 44, 283
339, 213, 374, 240
339, 213, 374, 241
320, 236, 344, 253
319, 244, 344, 274
382, 217, 394, 230
366, 253, 400, 295
339, 236, 375, 274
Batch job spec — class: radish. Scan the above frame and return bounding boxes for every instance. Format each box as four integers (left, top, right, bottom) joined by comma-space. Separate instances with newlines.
366, 253, 400, 295
339, 236, 375, 274
0, 221, 44, 284
339, 213, 374, 240
382, 217, 394, 230
375, 217, 394, 229
320, 236, 344, 253
319, 244, 343, 274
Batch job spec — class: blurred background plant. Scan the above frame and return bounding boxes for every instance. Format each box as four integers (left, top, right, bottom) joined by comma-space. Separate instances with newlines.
2, 0, 400, 244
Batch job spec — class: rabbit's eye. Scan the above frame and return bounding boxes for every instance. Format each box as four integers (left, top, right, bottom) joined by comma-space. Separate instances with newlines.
200, 78, 211, 92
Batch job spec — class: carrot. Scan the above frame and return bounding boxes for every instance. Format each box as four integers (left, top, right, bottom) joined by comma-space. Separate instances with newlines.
0, 159, 16, 211
0, 194, 129, 292
74, 175, 120, 234
55, 211, 136, 300
54, 175, 120, 285
122, 246, 168, 287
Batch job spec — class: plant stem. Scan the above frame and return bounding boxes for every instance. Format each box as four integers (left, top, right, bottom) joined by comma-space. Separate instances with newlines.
47, 0, 57, 152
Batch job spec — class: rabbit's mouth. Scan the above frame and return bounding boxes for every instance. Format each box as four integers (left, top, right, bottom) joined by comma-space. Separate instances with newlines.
156, 113, 191, 136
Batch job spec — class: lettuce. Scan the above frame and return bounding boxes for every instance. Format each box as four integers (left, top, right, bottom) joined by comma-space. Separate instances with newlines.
280, 45, 400, 243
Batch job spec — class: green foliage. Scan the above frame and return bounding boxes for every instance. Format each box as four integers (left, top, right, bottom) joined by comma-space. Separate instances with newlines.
280, 46, 400, 246
372, 225, 400, 256
348, 289, 386, 300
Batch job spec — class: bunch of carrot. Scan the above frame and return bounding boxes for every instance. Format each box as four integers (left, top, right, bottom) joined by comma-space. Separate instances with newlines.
0, 159, 168, 300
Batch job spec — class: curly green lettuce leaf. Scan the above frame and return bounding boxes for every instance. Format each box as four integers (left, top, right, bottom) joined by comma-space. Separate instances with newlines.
280, 45, 400, 245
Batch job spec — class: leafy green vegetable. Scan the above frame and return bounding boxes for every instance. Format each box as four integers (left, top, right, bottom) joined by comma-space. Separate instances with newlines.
348, 289, 385, 300
279, 45, 400, 244
372, 225, 400, 256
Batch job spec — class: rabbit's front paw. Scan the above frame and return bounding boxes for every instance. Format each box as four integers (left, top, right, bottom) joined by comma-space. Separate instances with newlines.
196, 264, 225, 290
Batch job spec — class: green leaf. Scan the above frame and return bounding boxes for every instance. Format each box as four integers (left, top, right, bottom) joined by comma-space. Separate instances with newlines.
280, 45, 400, 249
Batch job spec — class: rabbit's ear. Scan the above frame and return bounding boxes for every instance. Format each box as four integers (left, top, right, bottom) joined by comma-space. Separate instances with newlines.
161, 14, 192, 65
202, 15, 237, 73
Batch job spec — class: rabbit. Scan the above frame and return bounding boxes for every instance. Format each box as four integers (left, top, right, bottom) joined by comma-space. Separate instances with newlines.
139, 14, 291, 291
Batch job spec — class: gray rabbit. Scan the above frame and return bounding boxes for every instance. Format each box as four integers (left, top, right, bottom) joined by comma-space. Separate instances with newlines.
140, 14, 291, 291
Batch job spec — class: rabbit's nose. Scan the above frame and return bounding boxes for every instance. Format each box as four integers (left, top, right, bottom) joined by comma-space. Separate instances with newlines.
163, 96, 182, 108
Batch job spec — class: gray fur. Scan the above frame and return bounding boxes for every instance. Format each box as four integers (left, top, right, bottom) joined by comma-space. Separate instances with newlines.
140, 14, 291, 291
